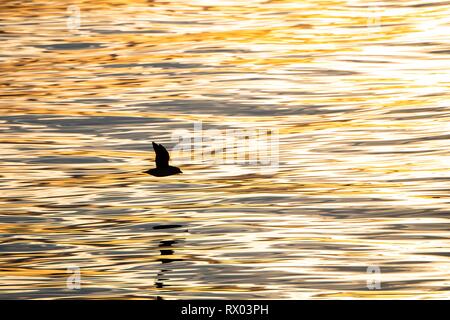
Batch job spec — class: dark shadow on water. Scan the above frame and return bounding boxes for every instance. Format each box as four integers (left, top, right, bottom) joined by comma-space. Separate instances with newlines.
152, 224, 183, 230
153, 220, 189, 299
154, 239, 178, 297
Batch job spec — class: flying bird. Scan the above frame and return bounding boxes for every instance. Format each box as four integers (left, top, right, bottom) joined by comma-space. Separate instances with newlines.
145, 142, 182, 177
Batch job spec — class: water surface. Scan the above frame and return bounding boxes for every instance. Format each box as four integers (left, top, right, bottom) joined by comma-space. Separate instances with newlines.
0, 0, 450, 299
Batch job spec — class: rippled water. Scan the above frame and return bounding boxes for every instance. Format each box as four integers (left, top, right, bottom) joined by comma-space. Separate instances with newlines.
1, 0, 450, 299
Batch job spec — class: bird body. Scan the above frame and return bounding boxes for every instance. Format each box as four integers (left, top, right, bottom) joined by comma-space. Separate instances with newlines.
146, 166, 182, 177
146, 142, 182, 177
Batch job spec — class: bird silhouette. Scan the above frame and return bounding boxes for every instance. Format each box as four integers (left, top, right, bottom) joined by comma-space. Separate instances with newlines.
145, 142, 182, 177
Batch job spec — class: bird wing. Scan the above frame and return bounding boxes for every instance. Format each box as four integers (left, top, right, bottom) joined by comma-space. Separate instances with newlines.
152, 142, 170, 168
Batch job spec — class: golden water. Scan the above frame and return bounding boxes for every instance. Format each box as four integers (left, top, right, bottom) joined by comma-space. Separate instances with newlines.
0, 0, 449, 299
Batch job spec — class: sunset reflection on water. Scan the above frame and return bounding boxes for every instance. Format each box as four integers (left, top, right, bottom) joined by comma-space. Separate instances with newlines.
0, 0, 449, 299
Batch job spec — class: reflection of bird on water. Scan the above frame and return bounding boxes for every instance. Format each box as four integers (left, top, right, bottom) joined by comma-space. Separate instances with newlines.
153, 223, 188, 299
145, 142, 182, 177
154, 240, 178, 294
158, 240, 178, 264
